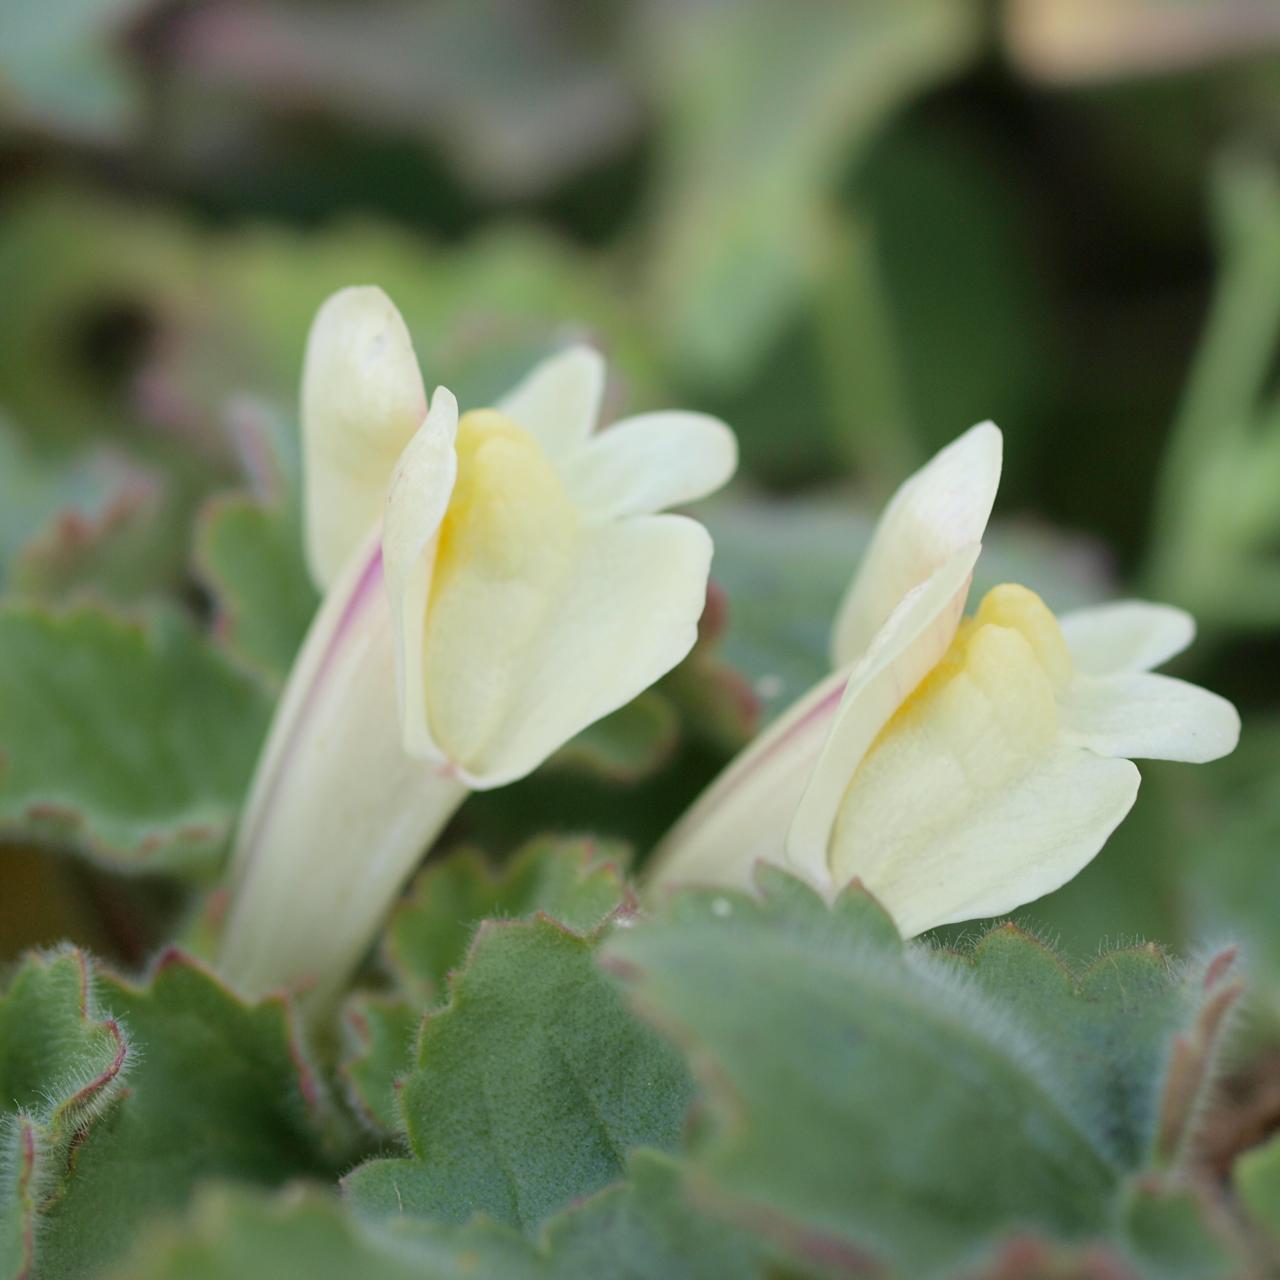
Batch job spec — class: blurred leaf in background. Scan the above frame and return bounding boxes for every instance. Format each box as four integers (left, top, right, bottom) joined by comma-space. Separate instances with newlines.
0, 0, 150, 138
155, 0, 642, 201
642, 0, 982, 385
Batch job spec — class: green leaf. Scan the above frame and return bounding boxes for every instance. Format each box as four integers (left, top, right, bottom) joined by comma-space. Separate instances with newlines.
225, 221, 662, 418
340, 838, 629, 1136
11, 469, 176, 606
647, 0, 980, 383
383, 837, 629, 1002
1188, 719, 1280, 1032
115, 1153, 764, 1280
0, 604, 271, 876
548, 691, 681, 784
193, 399, 317, 688
953, 926, 1185, 1169
339, 996, 420, 1135
0, 947, 130, 1280
34, 951, 342, 1279
194, 493, 318, 688
0, 0, 144, 138
1236, 1130, 1280, 1240
344, 910, 694, 1234
112, 1185, 539, 1280
954, 1235, 1142, 1279
0, 422, 158, 592
0, 188, 659, 458
539, 1150, 768, 1280
1115, 1179, 1242, 1280
605, 870, 1217, 1277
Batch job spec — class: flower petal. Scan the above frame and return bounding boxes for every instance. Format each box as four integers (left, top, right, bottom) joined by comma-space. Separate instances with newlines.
1062, 672, 1241, 763
559, 411, 738, 519
497, 344, 605, 458
457, 514, 713, 787
1057, 601, 1195, 675
830, 423, 1002, 667
224, 538, 468, 1003
647, 668, 848, 894
786, 543, 981, 889
301, 286, 428, 589
381, 389, 460, 763
827, 609, 1142, 935
833, 744, 1139, 938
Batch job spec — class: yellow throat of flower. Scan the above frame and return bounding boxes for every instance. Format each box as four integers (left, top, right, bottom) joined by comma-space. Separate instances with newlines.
932, 582, 1072, 700
423, 409, 579, 766
829, 584, 1074, 884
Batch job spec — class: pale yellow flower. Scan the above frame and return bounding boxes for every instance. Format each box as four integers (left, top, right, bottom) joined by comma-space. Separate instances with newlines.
222, 287, 736, 999
650, 425, 1239, 935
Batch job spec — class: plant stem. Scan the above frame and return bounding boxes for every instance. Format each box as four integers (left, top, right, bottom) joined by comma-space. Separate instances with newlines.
814, 212, 920, 498
1146, 154, 1280, 614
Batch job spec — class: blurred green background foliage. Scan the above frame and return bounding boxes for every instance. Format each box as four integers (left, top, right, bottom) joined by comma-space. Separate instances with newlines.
3, 0, 1280, 1138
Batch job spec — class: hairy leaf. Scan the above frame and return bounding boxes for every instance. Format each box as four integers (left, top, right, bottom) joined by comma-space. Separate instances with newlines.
0, 604, 271, 876
606, 869, 1228, 1277
383, 837, 628, 1001
195, 493, 317, 688
116, 1152, 763, 1279
341, 839, 629, 1136
953, 926, 1184, 1168
1236, 1130, 1280, 1242
0, 423, 163, 595
34, 951, 341, 1279
0, 947, 130, 1280
345, 910, 693, 1234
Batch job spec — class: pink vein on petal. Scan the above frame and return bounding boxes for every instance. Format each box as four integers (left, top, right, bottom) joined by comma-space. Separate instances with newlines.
235, 545, 386, 881
670, 671, 847, 854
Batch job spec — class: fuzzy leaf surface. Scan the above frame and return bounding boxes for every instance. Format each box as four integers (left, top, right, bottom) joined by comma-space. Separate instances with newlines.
606, 870, 1173, 1277
195, 492, 317, 688
539, 1150, 767, 1279
0, 422, 164, 596
383, 838, 628, 1001
34, 952, 339, 1279
0, 604, 270, 875
344, 911, 694, 1234
341, 839, 629, 1136
1113, 1179, 1241, 1280
1236, 1130, 1280, 1242
10, 473, 173, 605
112, 1186, 538, 1280
953, 926, 1185, 1168
118, 1152, 762, 1280
340, 997, 421, 1136
0, 947, 130, 1280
